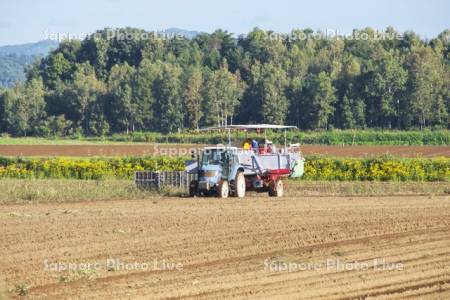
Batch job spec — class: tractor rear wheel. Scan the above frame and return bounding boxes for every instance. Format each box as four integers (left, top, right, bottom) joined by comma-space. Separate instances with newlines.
218, 180, 229, 198
232, 171, 246, 198
269, 179, 284, 197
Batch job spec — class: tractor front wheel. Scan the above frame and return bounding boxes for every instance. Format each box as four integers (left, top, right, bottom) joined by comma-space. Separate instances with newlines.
189, 180, 198, 197
218, 180, 229, 198
268, 179, 284, 197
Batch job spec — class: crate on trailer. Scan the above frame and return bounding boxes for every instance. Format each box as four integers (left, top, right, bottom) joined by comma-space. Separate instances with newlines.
134, 171, 159, 189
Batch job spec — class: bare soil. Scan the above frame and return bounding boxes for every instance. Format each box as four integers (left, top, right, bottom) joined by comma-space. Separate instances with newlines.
1, 195, 449, 299
0, 144, 448, 157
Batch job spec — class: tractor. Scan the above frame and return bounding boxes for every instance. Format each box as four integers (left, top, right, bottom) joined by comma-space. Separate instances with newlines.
188, 125, 304, 198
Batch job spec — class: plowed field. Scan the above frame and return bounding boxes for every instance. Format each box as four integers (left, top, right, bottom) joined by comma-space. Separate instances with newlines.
0, 144, 448, 157
1, 195, 450, 299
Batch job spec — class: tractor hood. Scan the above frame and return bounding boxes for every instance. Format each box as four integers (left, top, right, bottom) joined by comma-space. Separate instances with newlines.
198, 164, 222, 185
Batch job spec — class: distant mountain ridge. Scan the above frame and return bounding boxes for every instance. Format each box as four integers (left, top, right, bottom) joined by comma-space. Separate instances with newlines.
161, 27, 202, 39
0, 28, 201, 88
0, 40, 59, 88
0, 40, 59, 56
0, 28, 200, 55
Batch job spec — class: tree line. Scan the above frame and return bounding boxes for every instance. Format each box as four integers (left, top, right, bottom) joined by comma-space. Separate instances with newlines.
0, 27, 449, 136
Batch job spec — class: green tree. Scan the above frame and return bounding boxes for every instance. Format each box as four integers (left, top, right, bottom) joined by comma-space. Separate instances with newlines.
78, 34, 109, 79
341, 95, 355, 129
183, 66, 203, 130
204, 61, 244, 126
258, 63, 289, 124
105, 28, 146, 69
406, 47, 444, 129
313, 39, 344, 80
0, 89, 16, 133
1, 26, 448, 135
240, 28, 271, 63
194, 30, 236, 69
133, 58, 160, 131
366, 50, 407, 128
106, 63, 136, 133
46, 115, 73, 136
0, 88, 5, 132
65, 62, 106, 135
153, 62, 183, 133
39, 52, 72, 89
334, 54, 361, 128
307, 72, 337, 129
3, 78, 46, 136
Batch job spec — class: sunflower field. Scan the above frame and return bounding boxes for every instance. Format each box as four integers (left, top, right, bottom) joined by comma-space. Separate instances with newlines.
0, 156, 185, 180
0, 156, 448, 181
302, 156, 449, 181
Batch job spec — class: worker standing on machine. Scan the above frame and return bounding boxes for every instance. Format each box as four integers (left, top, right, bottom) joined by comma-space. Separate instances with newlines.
251, 139, 259, 151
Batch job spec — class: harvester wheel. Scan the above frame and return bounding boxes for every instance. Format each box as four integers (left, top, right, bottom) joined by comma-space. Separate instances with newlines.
218, 180, 229, 198
269, 179, 284, 197
232, 171, 246, 198
189, 180, 198, 197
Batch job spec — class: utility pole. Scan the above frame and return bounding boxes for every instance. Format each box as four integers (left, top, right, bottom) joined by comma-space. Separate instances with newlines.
397, 98, 400, 129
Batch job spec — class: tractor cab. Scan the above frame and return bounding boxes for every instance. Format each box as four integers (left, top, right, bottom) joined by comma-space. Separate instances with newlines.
195, 146, 237, 195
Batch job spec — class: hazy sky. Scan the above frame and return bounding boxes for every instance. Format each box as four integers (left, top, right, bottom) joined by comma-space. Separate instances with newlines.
0, 0, 448, 46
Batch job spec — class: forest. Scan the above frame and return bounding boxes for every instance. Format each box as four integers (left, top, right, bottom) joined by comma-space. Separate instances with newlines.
0, 27, 448, 136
